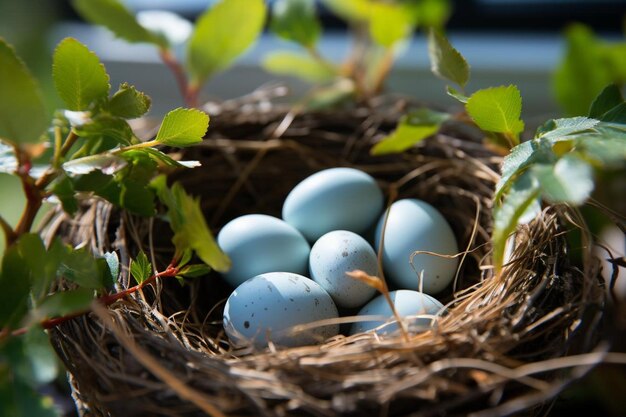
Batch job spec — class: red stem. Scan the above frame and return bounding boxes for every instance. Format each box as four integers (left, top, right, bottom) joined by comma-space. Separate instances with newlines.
159, 48, 195, 107
8, 265, 179, 337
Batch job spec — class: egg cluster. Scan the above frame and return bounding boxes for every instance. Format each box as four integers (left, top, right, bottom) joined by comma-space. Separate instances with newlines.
219, 168, 459, 348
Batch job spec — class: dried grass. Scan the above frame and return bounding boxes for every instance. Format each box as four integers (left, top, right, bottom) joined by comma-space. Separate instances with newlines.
44, 95, 610, 417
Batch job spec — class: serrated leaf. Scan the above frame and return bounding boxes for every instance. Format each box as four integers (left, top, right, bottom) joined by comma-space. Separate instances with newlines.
72, 0, 165, 47
51, 175, 78, 215
155, 108, 209, 147
533, 155, 594, 205
178, 264, 211, 278
130, 251, 152, 284
369, 3, 413, 47
262, 51, 336, 83
106, 83, 151, 119
536, 117, 600, 141
0, 38, 47, 144
492, 171, 541, 270
589, 84, 624, 119
63, 154, 127, 176
30, 289, 94, 323
73, 115, 134, 146
371, 108, 448, 155
152, 178, 230, 272
446, 85, 468, 103
187, 0, 266, 84
271, 0, 321, 47
59, 248, 104, 289
554, 24, 612, 117
466, 85, 524, 141
428, 29, 469, 88
53, 38, 110, 111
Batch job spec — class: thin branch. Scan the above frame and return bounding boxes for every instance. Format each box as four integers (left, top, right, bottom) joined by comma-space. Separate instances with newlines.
159, 48, 193, 107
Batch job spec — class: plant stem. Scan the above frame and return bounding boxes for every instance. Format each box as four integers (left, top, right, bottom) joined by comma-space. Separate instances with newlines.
159, 48, 194, 107
370, 47, 395, 96
115, 139, 160, 154
8, 264, 179, 338
305, 45, 338, 75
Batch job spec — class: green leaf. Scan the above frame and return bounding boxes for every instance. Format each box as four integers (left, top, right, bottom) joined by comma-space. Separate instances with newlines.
533, 155, 594, 205
120, 180, 156, 217
0, 249, 31, 329
178, 264, 211, 278
130, 251, 152, 284
600, 103, 626, 123
106, 83, 151, 119
304, 79, 356, 110
30, 289, 94, 323
492, 171, 542, 270
536, 117, 600, 141
0, 38, 47, 144
63, 154, 127, 176
320, 0, 371, 22
369, 3, 413, 48
152, 178, 231, 272
271, 0, 321, 47
59, 248, 104, 289
103, 252, 120, 285
446, 85, 469, 103
554, 24, 612, 117
155, 108, 209, 147
72, 0, 165, 47
135, 148, 201, 169
428, 29, 469, 88
51, 175, 78, 215
73, 115, 135, 146
408, 0, 451, 29
187, 0, 267, 84
589, 84, 624, 119
3, 328, 59, 387
53, 38, 110, 111
466, 85, 524, 141
371, 108, 448, 155
262, 51, 336, 83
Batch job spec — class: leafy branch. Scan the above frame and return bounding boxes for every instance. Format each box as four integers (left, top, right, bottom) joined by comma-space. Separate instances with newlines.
0, 36, 229, 416
372, 31, 626, 272
263, 0, 451, 105
72, 0, 267, 108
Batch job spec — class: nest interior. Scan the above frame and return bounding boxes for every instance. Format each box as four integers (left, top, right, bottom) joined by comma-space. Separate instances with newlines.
46, 98, 606, 417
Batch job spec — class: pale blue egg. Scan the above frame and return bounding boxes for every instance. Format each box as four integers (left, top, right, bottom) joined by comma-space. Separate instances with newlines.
350, 290, 445, 335
375, 199, 459, 294
223, 272, 339, 348
217, 215, 310, 287
309, 230, 378, 308
282, 168, 384, 242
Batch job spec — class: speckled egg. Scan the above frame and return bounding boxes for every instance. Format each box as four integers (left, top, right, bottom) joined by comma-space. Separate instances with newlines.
309, 230, 378, 308
217, 214, 310, 287
350, 290, 445, 335
282, 168, 384, 242
375, 199, 459, 294
223, 272, 339, 348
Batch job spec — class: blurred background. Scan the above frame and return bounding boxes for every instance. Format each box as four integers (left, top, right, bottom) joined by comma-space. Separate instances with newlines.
0, 0, 625, 415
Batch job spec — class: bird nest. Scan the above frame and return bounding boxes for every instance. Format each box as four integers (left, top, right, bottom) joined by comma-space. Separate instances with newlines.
45, 96, 607, 417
